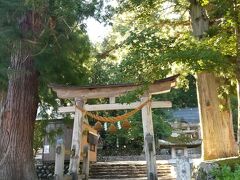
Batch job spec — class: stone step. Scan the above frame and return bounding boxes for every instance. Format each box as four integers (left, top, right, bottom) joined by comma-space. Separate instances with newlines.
89, 175, 173, 178
89, 178, 175, 180
90, 167, 171, 171
91, 163, 172, 167
89, 169, 172, 173
90, 165, 172, 170
91, 164, 172, 167
89, 172, 172, 176
89, 176, 176, 180
90, 165, 172, 169
91, 165, 172, 168
89, 162, 176, 179
64, 174, 176, 180
89, 175, 175, 179
90, 173, 173, 178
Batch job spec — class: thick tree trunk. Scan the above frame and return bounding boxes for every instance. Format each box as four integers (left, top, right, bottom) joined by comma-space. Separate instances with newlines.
235, 1, 240, 151
197, 72, 238, 160
236, 58, 240, 150
237, 52, 240, 151
190, 0, 238, 159
0, 41, 38, 179
189, 0, 209, 38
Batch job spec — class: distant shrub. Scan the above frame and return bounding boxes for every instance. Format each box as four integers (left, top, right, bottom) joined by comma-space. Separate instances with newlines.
211, 165, 240, 180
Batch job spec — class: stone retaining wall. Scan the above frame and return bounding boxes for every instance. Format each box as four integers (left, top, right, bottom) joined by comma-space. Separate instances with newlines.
97, 154, 200, 162
36, 162, 69, 179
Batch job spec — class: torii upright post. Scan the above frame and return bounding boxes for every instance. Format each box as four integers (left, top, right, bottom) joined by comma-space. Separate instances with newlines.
141, 96, 157, 180
68, 98, 84, 179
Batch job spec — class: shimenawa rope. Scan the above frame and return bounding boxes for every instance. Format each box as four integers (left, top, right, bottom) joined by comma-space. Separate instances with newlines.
76, 99, 151, 123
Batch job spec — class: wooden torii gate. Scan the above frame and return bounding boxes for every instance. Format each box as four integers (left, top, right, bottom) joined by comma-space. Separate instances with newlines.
50, 75, 178, 180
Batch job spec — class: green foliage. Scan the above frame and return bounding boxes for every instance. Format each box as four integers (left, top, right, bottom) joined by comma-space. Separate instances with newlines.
116, 29, 232, 83
88, 59, 121, 85
89, 58, 198, 108
46, 125, 63, 144
99, 0, 238, 100
16, 0, 105, 155
215, 157, 240, 170
62, 114, 74, 128
0, 1, 109, 150
37, 29, 91, 108
155, 75, 198, 108
0, 0, 104, 95
211, 165, 240, 180
100, 126, 144, 155
33, 121, 47, 156
118, 85, 147, 104
98, 110, 172, 156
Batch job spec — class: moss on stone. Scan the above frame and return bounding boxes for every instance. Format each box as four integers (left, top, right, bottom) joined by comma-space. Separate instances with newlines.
166, 134, 198, 144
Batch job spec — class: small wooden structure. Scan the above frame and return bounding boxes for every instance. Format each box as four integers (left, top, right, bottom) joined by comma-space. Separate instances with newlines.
80, 124, 98, 162
50, 75, 178, 179
43, 122, 98, 162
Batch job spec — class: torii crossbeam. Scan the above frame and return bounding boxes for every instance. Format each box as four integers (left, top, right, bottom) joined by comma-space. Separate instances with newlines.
50, 75, 178, 180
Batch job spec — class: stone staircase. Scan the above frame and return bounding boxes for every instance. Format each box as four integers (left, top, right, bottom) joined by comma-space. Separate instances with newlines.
89, 161, 176, 179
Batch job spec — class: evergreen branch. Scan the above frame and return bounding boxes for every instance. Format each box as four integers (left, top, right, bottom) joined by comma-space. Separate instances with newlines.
96, 40, 126, 59
32, 43, 48, 57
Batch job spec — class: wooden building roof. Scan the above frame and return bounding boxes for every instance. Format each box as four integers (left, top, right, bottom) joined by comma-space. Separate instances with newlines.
158, 139, 202, 148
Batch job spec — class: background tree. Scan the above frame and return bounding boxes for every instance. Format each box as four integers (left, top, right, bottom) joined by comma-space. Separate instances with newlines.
188, 0, 240, 151
189, 0, 238, 160
207, 0, 240, 150
97, 111, 172, 156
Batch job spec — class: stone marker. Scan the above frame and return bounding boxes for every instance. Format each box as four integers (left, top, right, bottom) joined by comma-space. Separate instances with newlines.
176, 156, 191, 180
54, 138, 65, 180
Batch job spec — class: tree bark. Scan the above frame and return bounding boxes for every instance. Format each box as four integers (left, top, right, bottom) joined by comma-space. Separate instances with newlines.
189, 0, 238, 159
237, 80, 240, 148
233, 0, 240, 152
0, 41, 38, 179
196, 72, 238, 160
237, 52, 240, 151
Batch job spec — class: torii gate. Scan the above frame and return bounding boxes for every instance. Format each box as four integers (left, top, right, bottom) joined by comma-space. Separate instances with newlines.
50, 75, 178, 180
